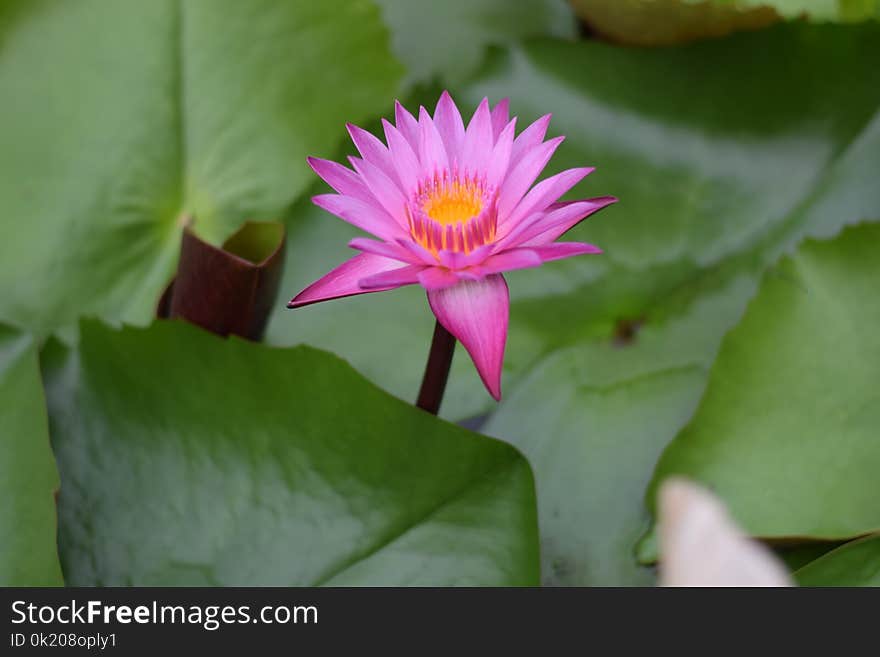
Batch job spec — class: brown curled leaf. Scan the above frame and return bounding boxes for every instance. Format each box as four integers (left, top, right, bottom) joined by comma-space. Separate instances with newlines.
157, 221, 286, 341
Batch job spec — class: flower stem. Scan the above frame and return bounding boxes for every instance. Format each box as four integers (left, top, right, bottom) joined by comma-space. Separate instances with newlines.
416, 321, 456, 415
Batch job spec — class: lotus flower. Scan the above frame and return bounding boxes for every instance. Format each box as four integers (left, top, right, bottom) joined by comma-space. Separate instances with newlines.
288, 92, 616, 400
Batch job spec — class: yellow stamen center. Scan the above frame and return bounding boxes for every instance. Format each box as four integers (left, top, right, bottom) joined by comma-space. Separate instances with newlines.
422, 179, 484, 226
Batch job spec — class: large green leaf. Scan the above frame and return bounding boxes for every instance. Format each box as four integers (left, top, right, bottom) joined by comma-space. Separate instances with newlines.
646, 222, 880, 546
0, 325, 62, 586
0, 0, 401, 336
796, 535, 880, 586
376, 0, 575, 87
42, 320, 538, 586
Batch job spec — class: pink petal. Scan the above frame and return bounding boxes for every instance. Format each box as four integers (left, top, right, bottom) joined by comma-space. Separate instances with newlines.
486, 118, 516, 189
437, 243, 493, 270
395, 100, 421, 150
510, 114, 551, 169
496, 196, 617, 249
528, 241, 603, 261
433, 91, 466, 161
359, 264, 425, 290
504, 166, 594, 229
312, 194, 405, 242
346, 123, 396, 180
479, 242, 602, 276
427, 275, 509, 400
395, 238, 439, 266
417, 267, 460, 290
348, 237, 422, 264
497, 136, 564, 221
382, 119, 421, 195
490, 98, 510, 141
348, 156, 408, 228
479, 248, 544, 276
418, 106, 449, 174
455, 269, 484, 282
288, 253, 403, 308
460, 97, 493, 176
307, 157, 372, 203
491, 211, 545, 251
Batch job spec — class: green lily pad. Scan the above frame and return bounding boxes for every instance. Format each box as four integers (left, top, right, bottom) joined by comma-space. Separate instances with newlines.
0, 0, 402, 336
376, 0, 576, 87
646, 221, 880, 548
796, 535, 880, 586
0, 325, 62, 586
42, 320, 538, 586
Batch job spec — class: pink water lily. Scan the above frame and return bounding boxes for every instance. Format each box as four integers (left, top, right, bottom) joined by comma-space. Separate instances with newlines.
288, 91, 616, 400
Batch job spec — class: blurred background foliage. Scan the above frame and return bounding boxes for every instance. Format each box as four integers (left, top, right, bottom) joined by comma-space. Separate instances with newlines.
1, 0, 878, 586
569, 0, 880, 46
